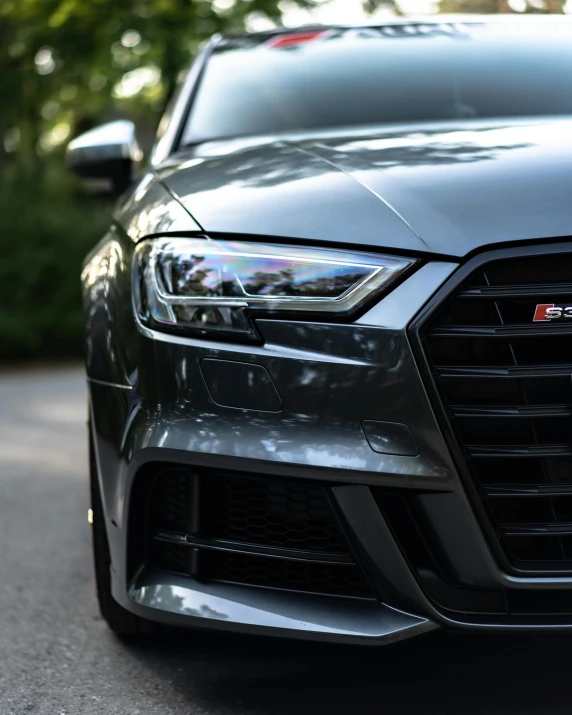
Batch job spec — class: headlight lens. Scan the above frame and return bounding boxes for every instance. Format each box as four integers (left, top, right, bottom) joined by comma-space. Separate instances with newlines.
134, 237, 415, 340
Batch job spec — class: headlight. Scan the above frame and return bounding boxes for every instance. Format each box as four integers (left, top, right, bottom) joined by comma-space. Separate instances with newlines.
134, 237, 415, 340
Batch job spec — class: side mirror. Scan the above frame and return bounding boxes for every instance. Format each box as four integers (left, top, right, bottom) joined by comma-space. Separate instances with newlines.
67, 120, 143, 195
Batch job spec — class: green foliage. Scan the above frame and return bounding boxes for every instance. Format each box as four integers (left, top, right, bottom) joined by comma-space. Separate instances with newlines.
439, 0, 501, 11
0, 0, 321, 164
0, 169, 111, 362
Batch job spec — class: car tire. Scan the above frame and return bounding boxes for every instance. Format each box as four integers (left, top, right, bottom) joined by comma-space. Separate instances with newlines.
89, 427, 154, 636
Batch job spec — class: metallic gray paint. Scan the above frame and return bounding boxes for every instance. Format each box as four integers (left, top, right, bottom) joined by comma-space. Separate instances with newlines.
116, 173, 201, 241
67, 120, 142, 168
158, 141, 425, 253
159, 118, 572, 257
85, 237, 459, 642
200, 359, 283, 412
361, 421, 418, 457
129, 571, 436, 645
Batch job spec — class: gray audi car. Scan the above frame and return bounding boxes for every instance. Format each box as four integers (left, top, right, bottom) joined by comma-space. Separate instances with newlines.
71, 17, 572, 643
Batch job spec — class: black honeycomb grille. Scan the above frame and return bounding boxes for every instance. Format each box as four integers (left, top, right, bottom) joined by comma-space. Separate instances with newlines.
419, 249, 572, 573
152, 469, 193, 533
200, 476, 348, 553
147, 467, 374, 600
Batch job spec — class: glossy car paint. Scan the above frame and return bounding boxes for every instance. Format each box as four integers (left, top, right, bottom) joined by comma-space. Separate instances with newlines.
84, 21, 572, 644
86, 250, 454, 640
158, 117, 572, 257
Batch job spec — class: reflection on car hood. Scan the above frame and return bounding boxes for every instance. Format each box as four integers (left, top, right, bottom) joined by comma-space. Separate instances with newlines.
158, 118, 572, 258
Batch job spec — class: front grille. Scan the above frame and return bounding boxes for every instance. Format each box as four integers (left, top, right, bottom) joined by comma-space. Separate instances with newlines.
143, 466, 374, 600
200, 475, 349, 553
418, 249, 572, 573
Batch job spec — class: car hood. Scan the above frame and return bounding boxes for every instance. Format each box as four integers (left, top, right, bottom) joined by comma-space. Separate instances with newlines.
158, 118, 572, 258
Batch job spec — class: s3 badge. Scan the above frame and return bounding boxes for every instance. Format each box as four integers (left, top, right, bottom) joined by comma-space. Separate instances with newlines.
533, 303, 572, 322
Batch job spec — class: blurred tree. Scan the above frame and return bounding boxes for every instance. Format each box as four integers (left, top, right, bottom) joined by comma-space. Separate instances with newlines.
439, 0, 565, 10
0, 0, 324, 168
365, 0, 565, 14
438, 0, 506, 10
544, 0, 566, 10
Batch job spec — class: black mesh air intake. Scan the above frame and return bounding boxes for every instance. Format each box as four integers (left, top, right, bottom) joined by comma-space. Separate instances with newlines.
144, 466, 374, 600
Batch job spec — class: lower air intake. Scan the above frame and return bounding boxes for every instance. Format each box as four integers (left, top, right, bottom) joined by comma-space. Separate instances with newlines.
143, 466, 374, 600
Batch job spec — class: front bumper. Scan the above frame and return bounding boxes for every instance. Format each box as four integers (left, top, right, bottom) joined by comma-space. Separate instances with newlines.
89, 252, 572, 644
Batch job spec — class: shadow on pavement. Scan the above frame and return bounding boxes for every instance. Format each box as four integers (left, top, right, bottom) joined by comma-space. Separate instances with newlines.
126, 627, 569, 714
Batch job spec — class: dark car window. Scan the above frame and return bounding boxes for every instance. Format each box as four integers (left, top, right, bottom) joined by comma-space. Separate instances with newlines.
181, 23, 572, 143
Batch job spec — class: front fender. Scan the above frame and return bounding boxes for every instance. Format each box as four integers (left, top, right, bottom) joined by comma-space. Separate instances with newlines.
81, 174, 200, 386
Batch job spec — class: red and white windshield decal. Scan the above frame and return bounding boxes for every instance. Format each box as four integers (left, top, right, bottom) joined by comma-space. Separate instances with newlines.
533, 304, 555, 322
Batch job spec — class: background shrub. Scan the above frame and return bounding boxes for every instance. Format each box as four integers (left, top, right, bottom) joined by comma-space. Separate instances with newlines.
0, 168, 111, 363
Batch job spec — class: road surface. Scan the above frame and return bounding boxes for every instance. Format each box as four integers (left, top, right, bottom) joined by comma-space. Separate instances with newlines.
1, 366, 571, 714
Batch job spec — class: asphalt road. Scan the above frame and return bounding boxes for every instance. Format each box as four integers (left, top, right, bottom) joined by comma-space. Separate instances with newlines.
2, 366, 572, 714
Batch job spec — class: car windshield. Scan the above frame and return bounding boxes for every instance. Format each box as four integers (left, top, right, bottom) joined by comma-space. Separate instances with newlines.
181, 22, 572, 144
